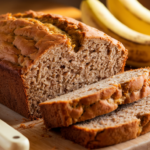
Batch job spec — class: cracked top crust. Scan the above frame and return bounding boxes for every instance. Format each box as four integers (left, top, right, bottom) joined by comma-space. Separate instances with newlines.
0, 10, 126, 74
0, 13, 69, 73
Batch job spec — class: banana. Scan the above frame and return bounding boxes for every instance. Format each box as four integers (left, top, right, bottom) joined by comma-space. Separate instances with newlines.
80, 0, 150, 67
107, 0, 150, 35
119, 0, 150, 23
83, 0, 150, 44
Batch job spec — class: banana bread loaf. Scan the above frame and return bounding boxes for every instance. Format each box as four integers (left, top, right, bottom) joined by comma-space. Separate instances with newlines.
0, 10, 127, 118
40, 68, 150, 128
61, 95, 150, 148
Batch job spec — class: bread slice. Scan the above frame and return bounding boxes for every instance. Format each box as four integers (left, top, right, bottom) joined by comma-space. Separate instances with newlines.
40, 68, 150, 128
0, 11, 127, 119
61, 95, 150, 148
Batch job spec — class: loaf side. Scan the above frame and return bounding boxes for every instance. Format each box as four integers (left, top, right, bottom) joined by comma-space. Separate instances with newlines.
0, 60, 29, 117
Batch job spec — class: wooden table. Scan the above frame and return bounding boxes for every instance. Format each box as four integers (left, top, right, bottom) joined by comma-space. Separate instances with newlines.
0, 1, 150, 150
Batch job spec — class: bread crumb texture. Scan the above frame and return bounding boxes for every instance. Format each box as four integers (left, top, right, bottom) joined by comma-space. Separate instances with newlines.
61, 95, 150, 148
40, 68, 150, 128
0, 10, 127, 118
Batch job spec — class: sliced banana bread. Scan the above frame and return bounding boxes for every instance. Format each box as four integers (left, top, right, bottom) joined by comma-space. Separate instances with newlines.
40, 68, 150, 128
0, 10, 127, 119
61, 95, 150, 148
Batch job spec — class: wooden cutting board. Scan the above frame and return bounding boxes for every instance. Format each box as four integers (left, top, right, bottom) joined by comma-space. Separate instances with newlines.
1, 103, 150, 150
1, 1, 150, 150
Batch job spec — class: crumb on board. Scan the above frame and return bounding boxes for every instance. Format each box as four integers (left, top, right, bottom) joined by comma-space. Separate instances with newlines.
19, 123, 26, 129
18, 123, 35, 129
17, 119, 44, 129
22, 118, 30, 123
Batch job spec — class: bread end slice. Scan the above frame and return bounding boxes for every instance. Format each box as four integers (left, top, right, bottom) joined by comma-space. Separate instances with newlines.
61, 120, 140, 148
61, 96, 150, 148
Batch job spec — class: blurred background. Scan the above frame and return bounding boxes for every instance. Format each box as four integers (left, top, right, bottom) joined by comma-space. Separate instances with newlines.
53, 0, 106, 7
0, 0, 150, 15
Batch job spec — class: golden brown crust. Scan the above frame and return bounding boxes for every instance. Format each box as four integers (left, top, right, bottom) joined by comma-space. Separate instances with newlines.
0, 10, 128, 118
141, 118, 150, 135
0, 13, 69, 73
14, 10, 124, 43
61, 107, 150, 148
40, 71, 150, 128
0, 10, 127, 71
13, 10, 127, 62
61, 120, 140, 148
78, 100, 118, 123
0, 60, 29, 117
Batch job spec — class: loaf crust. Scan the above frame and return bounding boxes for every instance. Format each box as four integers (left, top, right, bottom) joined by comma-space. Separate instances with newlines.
40, 69, 150, 128
13, 10, 127, 73
61, 120, 140, 148
0, 10, 127, 118
0, 60, 29, 117
61, 97, 150, 148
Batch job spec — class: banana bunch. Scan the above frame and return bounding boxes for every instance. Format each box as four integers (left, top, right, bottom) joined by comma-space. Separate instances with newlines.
81, 0, 150, 67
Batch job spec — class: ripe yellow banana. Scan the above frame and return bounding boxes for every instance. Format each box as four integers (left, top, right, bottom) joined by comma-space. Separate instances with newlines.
118, 0, 150, 23
107, 0, 150, 35
81, 0, 150, 67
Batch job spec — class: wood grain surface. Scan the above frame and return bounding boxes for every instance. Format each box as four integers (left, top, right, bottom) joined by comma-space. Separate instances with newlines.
1, 103, 150, 150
